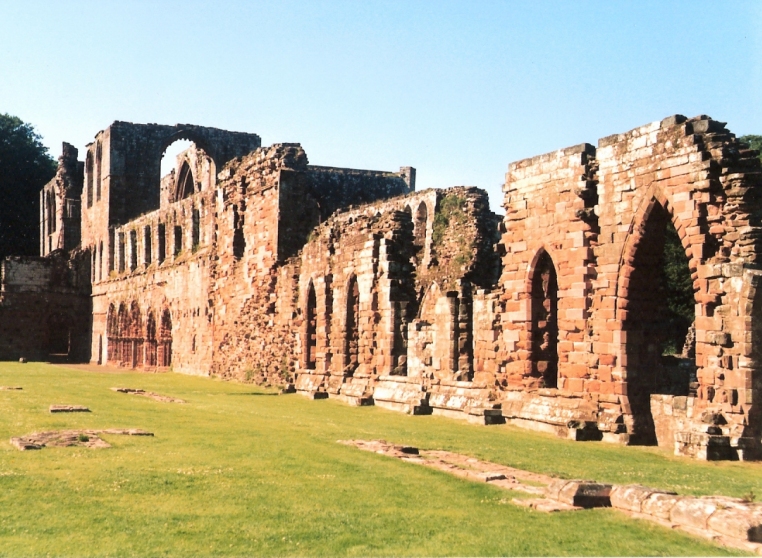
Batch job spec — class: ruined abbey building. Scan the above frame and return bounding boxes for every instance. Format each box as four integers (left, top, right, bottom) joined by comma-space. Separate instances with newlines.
2, 115, 761, 461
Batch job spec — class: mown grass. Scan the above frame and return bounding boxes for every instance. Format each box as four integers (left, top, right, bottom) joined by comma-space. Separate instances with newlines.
0, 362, 756, 556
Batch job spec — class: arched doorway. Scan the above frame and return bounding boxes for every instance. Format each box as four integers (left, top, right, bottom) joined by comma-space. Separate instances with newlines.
530, 250, 558, 388
622, 200, 695, 445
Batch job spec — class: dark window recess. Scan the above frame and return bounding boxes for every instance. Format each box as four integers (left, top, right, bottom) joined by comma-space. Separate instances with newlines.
144, 226, 152, 265
158, 224, 166, 263
174, 226, 182, 256
118, 232, 126, 272
233, 205, 245, 259
129, 230, 137, 271
192, 209, 200, 250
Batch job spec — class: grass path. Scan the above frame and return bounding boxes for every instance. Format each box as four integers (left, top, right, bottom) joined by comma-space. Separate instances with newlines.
0, 362, 756, 556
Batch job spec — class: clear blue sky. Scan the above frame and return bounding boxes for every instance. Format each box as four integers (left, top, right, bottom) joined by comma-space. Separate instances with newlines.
2, 1, 760, 211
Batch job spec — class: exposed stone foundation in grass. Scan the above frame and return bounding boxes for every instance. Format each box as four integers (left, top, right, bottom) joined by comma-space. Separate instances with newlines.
344, 439, 762, 553
10, 429, 153, 450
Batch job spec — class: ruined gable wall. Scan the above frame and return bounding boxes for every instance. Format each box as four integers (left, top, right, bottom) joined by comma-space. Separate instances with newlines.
591, 115, 762, 456
102, 122, 261, 228
209, 144, 309, 383
40, 143, 84, 256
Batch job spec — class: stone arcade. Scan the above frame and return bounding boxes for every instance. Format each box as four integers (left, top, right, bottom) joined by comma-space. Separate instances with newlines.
1, 115, 761, 460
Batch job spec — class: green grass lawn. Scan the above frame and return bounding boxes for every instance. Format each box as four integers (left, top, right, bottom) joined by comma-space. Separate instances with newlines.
0, 362, 757, 556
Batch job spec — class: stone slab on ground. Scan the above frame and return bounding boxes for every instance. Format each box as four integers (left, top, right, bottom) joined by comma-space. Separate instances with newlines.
49, 405, 90, 413
111, 387, 185, 403
10, 428, 154, 450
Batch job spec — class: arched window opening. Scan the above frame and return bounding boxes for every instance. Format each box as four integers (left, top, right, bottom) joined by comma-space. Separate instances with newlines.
160, 139, 194, 176
144, 226, 152, 265
108, 228, 115, 272
158, 223, 166, 263
145, 311, 157, 368
161, 139, 211, 204
95, 141, 102, 202
176, 161, 195, 201
129, 301, 143, 369
345, 276, 360, 374
192, 208, 200, 250
129, 230, 137, 271
86, 151, 94, 207
624, 201, 696, 445
531, 251, 558, 389
159, 309, 172, 367
117, 303, 129, 365
118, 232, 126, 272
305, 282, 317, 370
106, 304, 117, 363
98, 241, 104, 281
49, 191, 57, 233
174, 225, 183, 256
233, 205, 245, 259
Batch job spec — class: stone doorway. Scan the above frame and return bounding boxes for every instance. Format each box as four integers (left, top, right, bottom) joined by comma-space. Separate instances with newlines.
622, 201, 695, 445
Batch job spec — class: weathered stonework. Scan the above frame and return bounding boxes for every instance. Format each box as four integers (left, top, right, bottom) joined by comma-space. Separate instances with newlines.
2, 114, 761, 461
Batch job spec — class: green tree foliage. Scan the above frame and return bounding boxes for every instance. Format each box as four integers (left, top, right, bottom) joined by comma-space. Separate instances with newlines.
0, 114, 57, 260
661, 220, 695, 354
740, 135, 762, 164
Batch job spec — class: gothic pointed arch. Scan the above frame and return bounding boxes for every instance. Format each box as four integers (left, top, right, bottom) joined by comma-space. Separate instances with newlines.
528, 248, 559, 389
617, 196, 697, 445
175, 160, 195, 201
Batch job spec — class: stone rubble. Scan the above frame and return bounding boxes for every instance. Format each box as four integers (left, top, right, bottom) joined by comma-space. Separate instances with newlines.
10, 428, 153, 450
111, 387, 185, 403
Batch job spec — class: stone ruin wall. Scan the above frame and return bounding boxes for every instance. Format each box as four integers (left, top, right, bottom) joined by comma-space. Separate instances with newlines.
0, 251, 91, 362
3, 114, 762, 461
290, 115, 762, 460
